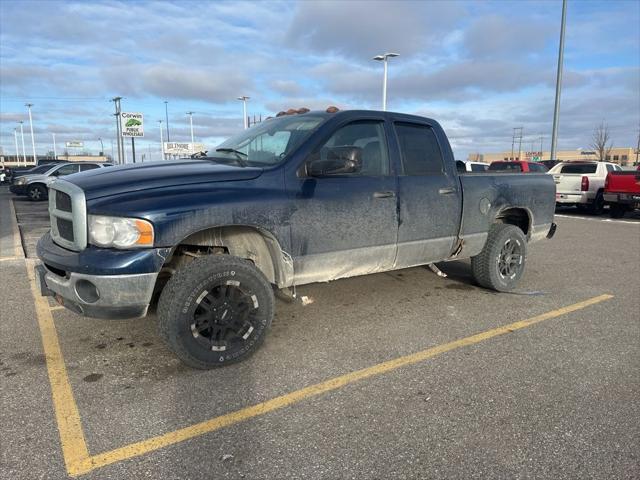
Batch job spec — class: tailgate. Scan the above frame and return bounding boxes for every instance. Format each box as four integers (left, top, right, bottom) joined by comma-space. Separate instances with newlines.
552, 174, 584, 193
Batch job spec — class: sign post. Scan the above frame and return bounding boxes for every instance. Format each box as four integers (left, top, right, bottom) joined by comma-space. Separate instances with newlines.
120, 112, 144, 164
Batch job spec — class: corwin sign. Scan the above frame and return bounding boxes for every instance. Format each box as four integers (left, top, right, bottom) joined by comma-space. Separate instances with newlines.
121, 112, 144, 137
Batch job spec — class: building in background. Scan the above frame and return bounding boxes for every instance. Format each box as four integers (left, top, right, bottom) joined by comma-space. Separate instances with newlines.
468, 147, 637, 166
0, 154, 110, 167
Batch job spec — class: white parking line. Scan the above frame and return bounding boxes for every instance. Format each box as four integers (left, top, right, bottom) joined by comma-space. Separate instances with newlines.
555, 214, 640, 225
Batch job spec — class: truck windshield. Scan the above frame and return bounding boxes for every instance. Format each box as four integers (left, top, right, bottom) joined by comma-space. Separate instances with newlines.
215, 115, 326, 166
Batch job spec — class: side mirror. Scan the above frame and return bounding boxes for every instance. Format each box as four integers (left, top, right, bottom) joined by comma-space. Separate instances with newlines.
307, 146, 363, 176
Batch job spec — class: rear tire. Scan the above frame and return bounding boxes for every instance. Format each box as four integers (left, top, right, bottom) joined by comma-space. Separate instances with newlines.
609, 204, 626, 218
157, 255, 275, 369
589, 191, 605, 215
27, 184, 47, 202
471, 223, 527, 292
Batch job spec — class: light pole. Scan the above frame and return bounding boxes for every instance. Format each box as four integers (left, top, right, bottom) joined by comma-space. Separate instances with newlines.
237, 96, 250, 129
19, 121, 27, 165
186, 111, 195, 151
372, 52, 399, 111
14, 128, 20, 163
158, 120, 164, 160
98, 137, 104, 156
164, 101, 170, 142
26, 103, 37, 164
550, 0, 567, 161
52, 133, 57, 159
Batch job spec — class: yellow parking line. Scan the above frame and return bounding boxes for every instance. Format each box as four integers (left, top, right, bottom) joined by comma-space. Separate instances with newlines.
26, 261, 613, 477
50, 305, 66, 311
26, 260, 91, 474
0, 256, 20, 262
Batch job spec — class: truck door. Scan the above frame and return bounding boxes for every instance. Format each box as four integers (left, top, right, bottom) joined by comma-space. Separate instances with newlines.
286, 119, 399, 284
392, 121, 462, 268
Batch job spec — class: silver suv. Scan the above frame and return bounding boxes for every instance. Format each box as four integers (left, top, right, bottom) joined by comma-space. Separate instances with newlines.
10, 162, 112, 201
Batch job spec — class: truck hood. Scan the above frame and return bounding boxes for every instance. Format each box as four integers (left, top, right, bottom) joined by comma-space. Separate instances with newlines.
64, 160, 264, 200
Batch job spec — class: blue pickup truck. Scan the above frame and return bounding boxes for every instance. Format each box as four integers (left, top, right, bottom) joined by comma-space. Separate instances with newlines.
36, 109, 556, 368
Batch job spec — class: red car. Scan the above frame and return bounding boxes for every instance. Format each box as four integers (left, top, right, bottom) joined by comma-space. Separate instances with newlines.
603, 168, 640, 217
488, 161, 548, 173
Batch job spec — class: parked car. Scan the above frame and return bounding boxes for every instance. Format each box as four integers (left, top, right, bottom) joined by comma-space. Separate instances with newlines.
10, 162, 112, 201
548, 161, 622, 214
456, 160, 489, 173
539, 160, 561, 170
36, 109, 557, 369
488, 161, 548, 173
9, 163, 61, 184
603, 169, 640, 218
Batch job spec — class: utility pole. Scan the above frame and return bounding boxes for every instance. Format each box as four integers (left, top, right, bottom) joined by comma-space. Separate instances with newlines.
158, 120, 164, 160
550, 0, 567, 161
635, 125, 639, 165
237, 96, 250, 129
164, 101, 170, 141
25, 103, 37, 164
52, 133, 57, 159
112, 97, 123, 164
131, 138, 136, 163
511, 127, 523, 160
186, 111, 195, 152
518, 128, 523, 161
98, 137, 104, 156
19, 121, 27, 165
540, 134, 544, 157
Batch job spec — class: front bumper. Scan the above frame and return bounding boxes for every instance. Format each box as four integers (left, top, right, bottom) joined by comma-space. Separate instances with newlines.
35, 263, 157, 319
9, 184, 27, 195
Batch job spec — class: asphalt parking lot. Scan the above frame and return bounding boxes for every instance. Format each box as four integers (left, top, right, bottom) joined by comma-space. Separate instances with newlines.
1, 187, 639, 479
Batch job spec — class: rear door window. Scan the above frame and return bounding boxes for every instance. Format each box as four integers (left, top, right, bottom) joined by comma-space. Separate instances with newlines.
394, 123, 444, 175
80, 164, 101, 171
53, 164, 80, 176
560, 163, 597, 174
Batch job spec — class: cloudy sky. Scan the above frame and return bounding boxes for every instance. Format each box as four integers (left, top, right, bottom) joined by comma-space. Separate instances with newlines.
1, 0, 638, 161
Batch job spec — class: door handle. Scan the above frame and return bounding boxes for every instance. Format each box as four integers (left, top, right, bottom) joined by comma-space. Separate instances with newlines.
438, 187, 456, 195
373, 191, 395, 198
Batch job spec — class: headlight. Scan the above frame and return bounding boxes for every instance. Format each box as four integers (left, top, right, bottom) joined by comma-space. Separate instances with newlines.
88, 215, 154, 249
15, 177, 27, 185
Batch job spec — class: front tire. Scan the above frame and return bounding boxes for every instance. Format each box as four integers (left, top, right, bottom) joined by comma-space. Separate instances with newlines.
27, 184, 47, 202
471, 223, 527, 292
158, 255, 275, 369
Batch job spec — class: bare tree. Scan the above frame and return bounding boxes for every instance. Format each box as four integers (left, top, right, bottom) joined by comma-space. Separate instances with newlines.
590, 122, 613, 162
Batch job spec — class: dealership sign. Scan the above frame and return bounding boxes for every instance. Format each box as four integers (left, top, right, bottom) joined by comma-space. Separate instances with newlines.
65, 141, 84, 148
121, 112, 144, 137
163, 142, 206, 155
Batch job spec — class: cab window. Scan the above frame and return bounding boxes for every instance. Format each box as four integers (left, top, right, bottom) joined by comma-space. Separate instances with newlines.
394, 123, 444, 175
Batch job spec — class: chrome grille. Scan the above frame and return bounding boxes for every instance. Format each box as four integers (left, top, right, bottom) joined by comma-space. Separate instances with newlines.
49, 180, 87, 251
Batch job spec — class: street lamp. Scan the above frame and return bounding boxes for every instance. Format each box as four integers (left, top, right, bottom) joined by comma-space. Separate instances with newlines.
158, 120, 164, 160
164, 100, 170, 142
186, 111, 195, 148
52, 133, 57, 159
18, 121, 27, 165
372, 52, 399, 111
14, 128, 20, 162
25, 103, 37, 164
237, 96, 250, 129
98, 137, 104, 156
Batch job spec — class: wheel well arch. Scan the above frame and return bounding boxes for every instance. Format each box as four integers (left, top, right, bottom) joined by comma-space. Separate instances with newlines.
167, 225, 292, 287
493, 207, 532, 236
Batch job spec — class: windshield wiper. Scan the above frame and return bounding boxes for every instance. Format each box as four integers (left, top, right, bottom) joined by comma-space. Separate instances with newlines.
215, 148, 248, 167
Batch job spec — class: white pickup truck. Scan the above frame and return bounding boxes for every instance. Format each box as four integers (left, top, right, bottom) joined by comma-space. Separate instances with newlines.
548, 161, 622, 214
